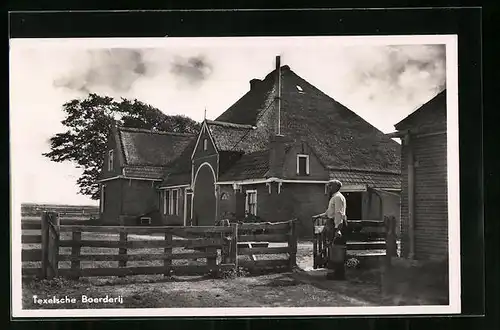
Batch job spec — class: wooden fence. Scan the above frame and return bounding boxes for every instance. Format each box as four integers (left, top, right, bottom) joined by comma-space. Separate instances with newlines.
312, 216, 397, 269
236, 220, 297, 273
21, 212, 297, 279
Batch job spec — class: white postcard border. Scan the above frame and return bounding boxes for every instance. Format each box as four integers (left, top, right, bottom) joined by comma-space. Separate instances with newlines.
11, 34, 461, 318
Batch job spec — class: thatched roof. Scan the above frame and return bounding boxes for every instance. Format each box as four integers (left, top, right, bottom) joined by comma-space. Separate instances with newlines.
117, 126, 195, 180
216, 65, 401, 173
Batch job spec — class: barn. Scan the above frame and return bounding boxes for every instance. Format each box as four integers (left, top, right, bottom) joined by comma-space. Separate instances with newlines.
157, 57, 402, 238
388, 89, 448, 261
97, 125, 194, 225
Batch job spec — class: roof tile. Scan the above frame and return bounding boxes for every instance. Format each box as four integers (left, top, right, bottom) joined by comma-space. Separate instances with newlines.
119, 127, 195, 167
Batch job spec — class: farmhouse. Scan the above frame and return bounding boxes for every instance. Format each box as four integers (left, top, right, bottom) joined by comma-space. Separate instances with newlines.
387, 89, 448, 261
97, 125, 195, 225
98, 57, 402, 237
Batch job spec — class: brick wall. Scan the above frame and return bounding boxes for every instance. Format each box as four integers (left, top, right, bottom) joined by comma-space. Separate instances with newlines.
282, 142, 329, 180
100, 127, 122, 180
235, 182, 328, 238
100, 179, 122, 224
121, 179, 159, 218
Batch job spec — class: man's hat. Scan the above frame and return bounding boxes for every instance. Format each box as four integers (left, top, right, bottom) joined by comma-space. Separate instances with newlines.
328, 179, 342, 188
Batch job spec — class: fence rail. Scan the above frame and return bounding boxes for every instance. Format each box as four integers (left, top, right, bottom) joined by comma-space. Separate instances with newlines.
235, 220, 297, 272
312, 216, 397, 269
21, 212, 297, 279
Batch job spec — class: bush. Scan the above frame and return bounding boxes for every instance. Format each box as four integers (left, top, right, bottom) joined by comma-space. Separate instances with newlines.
208, 267, 249, 279
346, 257, 361, 269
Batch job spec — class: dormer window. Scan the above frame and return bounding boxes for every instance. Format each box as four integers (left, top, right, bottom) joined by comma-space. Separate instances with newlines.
108, 150, 114, 171
203, 139, 208, 151
297, 154, 310, 176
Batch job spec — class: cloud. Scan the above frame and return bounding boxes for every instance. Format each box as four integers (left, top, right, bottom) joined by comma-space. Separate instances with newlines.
53, 49, 214, 94
170, 55, 214, 87
344, 45, 446, 104
53, 48, 160, 94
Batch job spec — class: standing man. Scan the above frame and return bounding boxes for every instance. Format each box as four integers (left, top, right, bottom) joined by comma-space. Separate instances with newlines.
313, 179, 348, 280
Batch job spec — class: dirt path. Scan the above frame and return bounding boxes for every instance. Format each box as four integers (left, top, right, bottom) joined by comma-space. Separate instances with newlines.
23, 271, 377, 309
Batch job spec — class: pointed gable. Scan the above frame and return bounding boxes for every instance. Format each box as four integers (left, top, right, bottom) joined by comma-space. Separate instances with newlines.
395, 89, 446, 132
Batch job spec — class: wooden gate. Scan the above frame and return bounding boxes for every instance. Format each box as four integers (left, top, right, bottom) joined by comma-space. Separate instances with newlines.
312, 216, 397, 269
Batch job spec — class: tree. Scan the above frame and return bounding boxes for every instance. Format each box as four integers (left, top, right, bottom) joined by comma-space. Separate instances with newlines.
43, 93, 200, 200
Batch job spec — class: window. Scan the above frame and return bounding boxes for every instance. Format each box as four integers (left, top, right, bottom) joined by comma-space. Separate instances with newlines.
100, 184, 106, 212
108, 150, 114, 171
297, 154, 310, 175
203, 139, 208, 151
163, 190, 169, 215
171, 189, 179, 215
245, 190, 257, 216
163, 189, 180, 215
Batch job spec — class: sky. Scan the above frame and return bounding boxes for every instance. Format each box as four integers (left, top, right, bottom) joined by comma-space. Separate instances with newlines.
9, 36, 449, 206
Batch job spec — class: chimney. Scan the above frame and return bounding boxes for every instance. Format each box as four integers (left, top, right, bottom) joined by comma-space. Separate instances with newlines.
268, 134, 287, 178
250, 78, 261, 91
275, 55, 282, 136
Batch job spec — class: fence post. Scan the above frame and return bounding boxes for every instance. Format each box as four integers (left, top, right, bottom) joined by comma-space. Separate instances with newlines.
230, 223, 238, 270
207, 241, 217, 271
312, 217, 318, 269
384, 215, 397, 267
70, 231, 81, 279
119, 232, 128, 277
47, 212, 60, 279
41, 212, 49, 279
164, 231, 172, 277
221, 220, 230, 264
288, 219, 298, 270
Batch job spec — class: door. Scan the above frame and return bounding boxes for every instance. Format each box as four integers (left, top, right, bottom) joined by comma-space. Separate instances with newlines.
344, 192, 362, 220
193, 164, 216, 226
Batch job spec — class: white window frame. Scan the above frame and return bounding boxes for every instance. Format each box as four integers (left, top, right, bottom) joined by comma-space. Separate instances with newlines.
203, 138, 208, 151
108, 150, 114, 171
245, 190, 258, 216
100, 184, 106, 213
164, 188, 180, 215
189, 193, 194, 220
170, 189, 180, 216
163, 190, 169, 215
296, 154, 310, 175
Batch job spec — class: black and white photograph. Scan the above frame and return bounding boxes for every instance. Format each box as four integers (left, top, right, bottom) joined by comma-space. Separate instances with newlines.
10, 34, 460, 317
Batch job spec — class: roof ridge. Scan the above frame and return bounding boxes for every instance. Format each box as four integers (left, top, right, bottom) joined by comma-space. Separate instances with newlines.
328, 166, 401, 175
124, 165, 169, 169
116, 126, 128, 165
206, 120, 256, 129
118, 126, 196, 137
